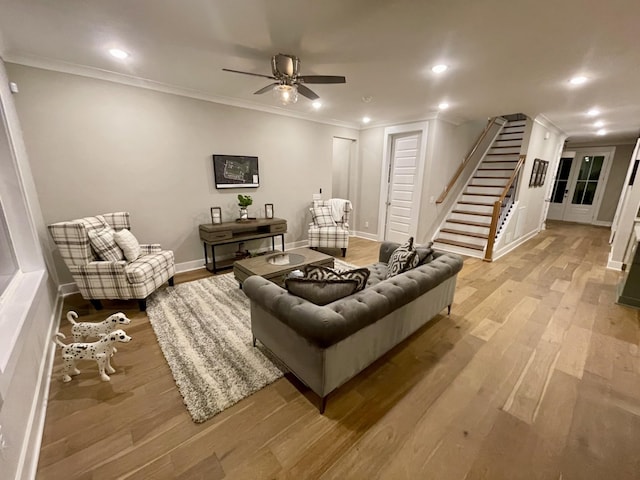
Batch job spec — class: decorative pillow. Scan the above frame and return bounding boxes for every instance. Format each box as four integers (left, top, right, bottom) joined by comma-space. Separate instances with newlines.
310, 206, 337, 227
285, 278, 359, 306
88, 228, 125, 262
415, 241, 434, 265
386, 237, 419, 278
304, 265, 370, 292
113, 229, 141, 262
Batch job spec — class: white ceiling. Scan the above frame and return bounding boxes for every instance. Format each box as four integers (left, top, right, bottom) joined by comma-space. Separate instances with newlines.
1, 0, 639, 143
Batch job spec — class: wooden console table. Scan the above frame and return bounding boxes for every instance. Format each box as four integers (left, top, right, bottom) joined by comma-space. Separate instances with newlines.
199, 218, 287, 273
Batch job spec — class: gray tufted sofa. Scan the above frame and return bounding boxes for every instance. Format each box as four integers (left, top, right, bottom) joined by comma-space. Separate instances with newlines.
243, 242, 464, 412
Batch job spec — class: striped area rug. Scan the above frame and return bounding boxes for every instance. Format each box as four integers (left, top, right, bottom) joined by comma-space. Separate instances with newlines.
146, 272, 283, 423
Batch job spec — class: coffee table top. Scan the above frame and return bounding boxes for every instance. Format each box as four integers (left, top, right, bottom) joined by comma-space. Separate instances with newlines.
234, 247, 334, 282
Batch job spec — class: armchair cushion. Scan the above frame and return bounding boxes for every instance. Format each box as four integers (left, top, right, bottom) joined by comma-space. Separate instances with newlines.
114, 229, 141, 261
310, 206, 337, 227
88, 228, 125, 262
125, 251, 175, 284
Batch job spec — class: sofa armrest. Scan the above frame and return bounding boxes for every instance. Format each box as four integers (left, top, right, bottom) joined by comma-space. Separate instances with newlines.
140, 244, 161, 254
70, 260, 127, 276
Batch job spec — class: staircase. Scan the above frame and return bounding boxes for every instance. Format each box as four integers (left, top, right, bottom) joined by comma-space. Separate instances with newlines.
433, 119, 526, 257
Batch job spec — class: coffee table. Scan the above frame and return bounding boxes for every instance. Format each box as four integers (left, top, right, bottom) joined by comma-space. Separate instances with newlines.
233, 247, 334, 287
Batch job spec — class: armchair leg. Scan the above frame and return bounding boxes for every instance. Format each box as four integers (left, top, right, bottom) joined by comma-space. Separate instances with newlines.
90, 299, 103, 311
341, 248, 346, 257
168, 276, 175, 287
138, 299, 147, 312
319, 396, 327, 414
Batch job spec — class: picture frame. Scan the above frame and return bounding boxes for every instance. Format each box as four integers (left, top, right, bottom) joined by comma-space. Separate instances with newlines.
529, 159, 540, 187
210, 206, 222, 224
539, 161, 549, 186
265, 203, 274, 219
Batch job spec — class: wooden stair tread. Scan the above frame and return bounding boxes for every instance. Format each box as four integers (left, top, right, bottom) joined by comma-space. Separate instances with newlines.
434, 238, 485, 251
452, 209, 492, 217
484, 153, 520, 156
468, 184, 507, 188
463, 192, 500, 197
473, 176, 511, 180
447, 219, 491, 228
458, 201, 494, 206
440, 228, 489, 239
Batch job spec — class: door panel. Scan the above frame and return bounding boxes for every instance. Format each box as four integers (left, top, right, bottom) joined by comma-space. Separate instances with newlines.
548, 152, 611, 224
547, 157, 573, 220
385, 133, 419, 243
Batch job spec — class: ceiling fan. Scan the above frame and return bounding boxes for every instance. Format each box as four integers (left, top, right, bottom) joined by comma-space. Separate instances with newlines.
223, 53, 346, 105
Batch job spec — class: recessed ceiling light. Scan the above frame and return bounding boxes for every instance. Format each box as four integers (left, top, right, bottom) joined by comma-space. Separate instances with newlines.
109, 48, 129, 59
362, 116, 371, 124
438, 102, 450, 110
594, 120, 604, 128
432, 64, 448, 74
587, 108, 600, 117
312, 101, 322, 110
596, 129, 606, 136
569, 76, 588, 85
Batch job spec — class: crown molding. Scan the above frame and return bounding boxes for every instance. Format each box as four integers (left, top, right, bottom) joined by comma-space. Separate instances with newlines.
534, 113, 567, 138
4, 52, 361, 130
360, 111, 455, 131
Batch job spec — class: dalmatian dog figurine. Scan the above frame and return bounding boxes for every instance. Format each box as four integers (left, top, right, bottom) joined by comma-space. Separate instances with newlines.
67, 310, 131, 353
53, 329, 132, 382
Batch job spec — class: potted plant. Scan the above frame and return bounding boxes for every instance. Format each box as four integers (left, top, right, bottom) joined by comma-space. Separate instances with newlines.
237, 194, 253, 221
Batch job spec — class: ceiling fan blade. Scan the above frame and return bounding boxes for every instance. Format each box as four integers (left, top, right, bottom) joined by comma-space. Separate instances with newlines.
222, 68, 276, 80
254, 83, 279, 95
298, 75, 346, 84
297, 84, 320, 100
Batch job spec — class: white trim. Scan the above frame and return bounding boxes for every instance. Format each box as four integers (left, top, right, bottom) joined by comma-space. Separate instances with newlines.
359, 112, 442, 131
607, 257, 623, 271
59, 282, 78, 296
16, 290, 62, 480
5, 54, 360, 130
492, 229, 540, 261
377, 121, 429, 242
592, 220, 613, 227
0, 270, 46, 373
534, 114, 567, 137
354, 231, 378, 241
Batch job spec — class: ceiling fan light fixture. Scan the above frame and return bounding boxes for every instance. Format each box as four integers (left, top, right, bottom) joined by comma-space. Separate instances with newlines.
273, 84, 298, 105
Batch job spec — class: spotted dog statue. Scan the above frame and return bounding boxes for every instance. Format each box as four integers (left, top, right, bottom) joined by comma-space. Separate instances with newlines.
53, 330, 132, 382
67, 310, 131, 352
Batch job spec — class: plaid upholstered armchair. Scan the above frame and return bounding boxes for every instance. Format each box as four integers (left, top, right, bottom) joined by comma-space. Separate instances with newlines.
48, 212, 175, 311
308, 199, 352, 257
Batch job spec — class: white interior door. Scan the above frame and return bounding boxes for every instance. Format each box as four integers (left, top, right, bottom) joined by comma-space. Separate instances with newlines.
547, 149, 612, 223
547, 155, 575, 220
384, 132, 420, 243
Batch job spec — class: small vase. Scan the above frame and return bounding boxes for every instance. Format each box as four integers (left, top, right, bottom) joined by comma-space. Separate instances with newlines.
239, 206, 248, 220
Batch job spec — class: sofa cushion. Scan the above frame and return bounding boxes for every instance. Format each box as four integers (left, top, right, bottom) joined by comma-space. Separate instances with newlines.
114, 229, 141, 262
304, 265, 370, 292
387, 237, 419, 278
416, 242, 434, 265
285, 278, 359, 305
88, 228, 125, 262
310, 206, 337, 227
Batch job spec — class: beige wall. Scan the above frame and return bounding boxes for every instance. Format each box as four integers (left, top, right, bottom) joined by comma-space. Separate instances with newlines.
596, 144, 634, 223
7, 64, 359, 283
355, 126, 385, 235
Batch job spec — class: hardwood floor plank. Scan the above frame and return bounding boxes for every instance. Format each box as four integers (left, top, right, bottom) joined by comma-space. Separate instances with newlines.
36, 223, 639, 479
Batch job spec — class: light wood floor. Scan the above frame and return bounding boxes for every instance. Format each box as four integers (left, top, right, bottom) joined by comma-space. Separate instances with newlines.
37, 224, 640, 479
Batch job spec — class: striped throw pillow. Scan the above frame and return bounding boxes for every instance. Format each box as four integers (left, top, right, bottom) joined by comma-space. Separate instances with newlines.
88, 228, 125, 262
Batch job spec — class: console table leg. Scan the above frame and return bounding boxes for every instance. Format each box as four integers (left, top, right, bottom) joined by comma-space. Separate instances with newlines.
281, 234, 285, 251
212, 245, 217, 274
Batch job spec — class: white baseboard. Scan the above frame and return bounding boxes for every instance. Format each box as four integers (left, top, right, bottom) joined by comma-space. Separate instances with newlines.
592, 220, 613, 227
354, 231, 379, 241
59, 282, 79, 297
492, 229, 540, 261
17, 290, 63, 480
607, 250, 623, 271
